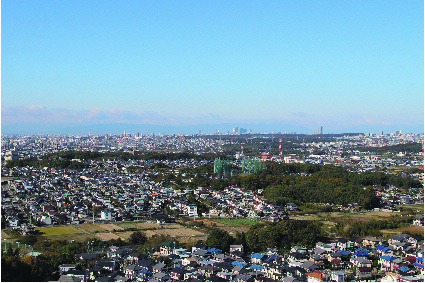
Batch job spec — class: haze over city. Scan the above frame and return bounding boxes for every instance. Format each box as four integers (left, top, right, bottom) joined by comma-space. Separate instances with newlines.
2, 1, 424, 134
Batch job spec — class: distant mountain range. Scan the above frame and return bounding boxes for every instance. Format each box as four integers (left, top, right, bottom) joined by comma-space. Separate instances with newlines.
1, 122, 423, 135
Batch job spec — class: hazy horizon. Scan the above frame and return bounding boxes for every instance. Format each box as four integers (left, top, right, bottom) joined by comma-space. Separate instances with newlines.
2, 1, 424, 135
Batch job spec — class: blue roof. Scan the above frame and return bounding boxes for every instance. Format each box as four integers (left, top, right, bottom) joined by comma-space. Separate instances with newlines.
399, 266, 410, 272
264, 255, 281, 263
251, 253, 264, 259
249, 264, 264, 270
376, 245, 389, 252
231, 261, 246, 267
207, 248, 222, 254
380, 256, 397, 262
356, 248, 369, 253
413, 263, 424, 269
417, 257, 423, 262
138, 270, 152, 275
339, 250, 350, 256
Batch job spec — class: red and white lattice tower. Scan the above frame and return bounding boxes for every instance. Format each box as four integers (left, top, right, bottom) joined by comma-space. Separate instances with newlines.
241, 143, 244, 155
279, 138, 282, 156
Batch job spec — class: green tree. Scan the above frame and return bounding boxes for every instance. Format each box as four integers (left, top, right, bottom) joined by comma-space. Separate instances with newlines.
129, 231, 148, 245
206, 229, 234, 253
20, 234, 38, 246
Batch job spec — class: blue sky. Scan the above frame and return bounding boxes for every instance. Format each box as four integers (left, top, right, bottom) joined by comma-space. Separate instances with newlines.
2, 0, 424, 134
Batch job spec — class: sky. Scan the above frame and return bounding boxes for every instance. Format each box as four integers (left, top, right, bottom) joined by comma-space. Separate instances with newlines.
2, 0, 424, 134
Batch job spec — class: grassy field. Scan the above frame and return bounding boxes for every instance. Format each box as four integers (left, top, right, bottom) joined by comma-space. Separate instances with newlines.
212, 218, 262, 227
35, 226, 81, 235
42, 233, 95, 242
96, 224, 124, 231
1, 230, 13, 239
399, 204, 424, 214
114, 222, 141, 229
218, 226, 251, 236
381, 225, 424, 236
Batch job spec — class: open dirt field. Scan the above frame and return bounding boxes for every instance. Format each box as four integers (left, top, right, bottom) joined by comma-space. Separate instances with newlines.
197, 219, 224, 226
77, 224, 106, 233
155, 228, 205, 236
363, 211, 401, 218
97, 224, 124, 231
115, 231, 136, 240
135, 222, 162, 229
162, 224, 183, 229
381, 225, 424, 236
142, 230, 159, 238
96, 232, 123, 241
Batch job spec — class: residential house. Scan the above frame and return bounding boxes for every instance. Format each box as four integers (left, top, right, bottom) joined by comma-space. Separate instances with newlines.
307, 270, 330, 282
160, 241, 179, 256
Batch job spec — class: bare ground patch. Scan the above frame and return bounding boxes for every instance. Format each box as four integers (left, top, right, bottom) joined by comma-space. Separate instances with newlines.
135, 222, 161, 229
96, 233, 123, 241
77, 224, 106, 233
381, 225, 424, 236
364, 211, 401, 218
197, 219, 225, 226
155, 228, 205, 237
142, 230, 159, 238
137, 227, 205, 238
115, 231, 137, 240
162, 224, 183, 229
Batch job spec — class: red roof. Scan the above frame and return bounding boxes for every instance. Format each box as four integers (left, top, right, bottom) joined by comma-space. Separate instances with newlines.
308, 271, 330, 279
405, 256, 417, 264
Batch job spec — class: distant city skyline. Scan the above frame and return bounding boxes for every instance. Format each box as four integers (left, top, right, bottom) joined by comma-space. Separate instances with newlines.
2, 1, 424, 134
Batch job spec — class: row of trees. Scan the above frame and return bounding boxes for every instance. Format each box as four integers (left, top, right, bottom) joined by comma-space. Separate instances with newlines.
354, 142, 422, 155
331, 215, 414, 238
5, 151, 227, 169
155, 163, 421, 209
206, 220, 326, 254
